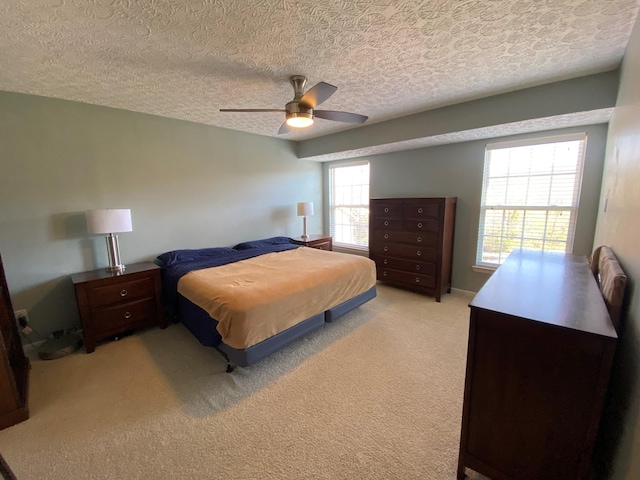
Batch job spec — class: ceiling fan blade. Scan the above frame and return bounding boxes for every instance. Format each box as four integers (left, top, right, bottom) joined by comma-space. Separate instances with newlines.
278, 122, 292, 134
314, 110, 368, 124
299, 82, 337, 109
220, 109, 286, 112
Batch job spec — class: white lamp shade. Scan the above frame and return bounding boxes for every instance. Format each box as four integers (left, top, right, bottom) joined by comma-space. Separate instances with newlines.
297, 202, 314, 217
86, 209, 133, 234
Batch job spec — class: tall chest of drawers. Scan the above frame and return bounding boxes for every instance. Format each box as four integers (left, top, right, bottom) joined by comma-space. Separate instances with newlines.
369, 197, 456, 302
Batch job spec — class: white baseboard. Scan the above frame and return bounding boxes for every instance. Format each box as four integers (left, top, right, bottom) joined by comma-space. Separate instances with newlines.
451, 287, 477, 295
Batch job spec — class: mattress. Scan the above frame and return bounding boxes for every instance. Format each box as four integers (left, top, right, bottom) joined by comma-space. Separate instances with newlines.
177, 247, 376, 349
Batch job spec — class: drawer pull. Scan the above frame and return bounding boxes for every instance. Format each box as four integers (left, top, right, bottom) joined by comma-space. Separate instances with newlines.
418, 208, 423, 214
416, 265, 420, 270
415, 277, 420, 283
384, 207, 389, 213
417, 250, 422, 256
383, 259, 388, 265
124, 311, 131, 319
418, 223, 423, 228
120, 289, 128, 297
384, 234, 389, 239
384, 221, 389, 226
384, 246, 388, 252
417, 237, 422, 243
383, 271, 388, 277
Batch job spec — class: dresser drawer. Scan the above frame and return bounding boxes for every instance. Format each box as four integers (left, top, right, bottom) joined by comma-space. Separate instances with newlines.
371, 217, 403, 230
403, 218, 440, 233
370, 241, 437, 262
377, 268, 436, 289
371, 202, 402, 218
371, 255, 436, 277
87, 277, 155, 308
403, 202, 441, 219
372, 230, 437, 246
91, 297, 157, 335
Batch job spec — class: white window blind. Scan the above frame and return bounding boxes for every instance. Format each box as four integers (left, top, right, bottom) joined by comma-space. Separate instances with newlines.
476, 133, 587, 267
329, 162, 370, 250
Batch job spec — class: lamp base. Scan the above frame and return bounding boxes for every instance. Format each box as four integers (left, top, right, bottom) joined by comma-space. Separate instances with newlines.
105, 264, 125, 273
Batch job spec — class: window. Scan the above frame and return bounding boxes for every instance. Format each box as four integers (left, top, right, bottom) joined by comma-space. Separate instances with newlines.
476, 133, 587, 267
329, 162, 370, 250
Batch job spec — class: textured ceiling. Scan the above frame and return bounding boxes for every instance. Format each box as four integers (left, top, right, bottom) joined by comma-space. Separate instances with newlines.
0, 1, 638, 142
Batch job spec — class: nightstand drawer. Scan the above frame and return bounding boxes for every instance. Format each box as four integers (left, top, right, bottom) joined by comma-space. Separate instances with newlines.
88, 277, 155, 308
91, 297, 157, 334
310, 240, 332, 250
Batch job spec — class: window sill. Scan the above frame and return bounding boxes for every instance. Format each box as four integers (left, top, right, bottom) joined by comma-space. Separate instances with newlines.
472, 265, 498, 274
333, 245, 369, 257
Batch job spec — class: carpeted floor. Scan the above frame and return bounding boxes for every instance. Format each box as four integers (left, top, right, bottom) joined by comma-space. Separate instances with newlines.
0, 284, 486, 480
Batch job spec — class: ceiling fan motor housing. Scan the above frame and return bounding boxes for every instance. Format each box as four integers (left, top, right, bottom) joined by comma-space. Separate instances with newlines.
285, 100, 314, 121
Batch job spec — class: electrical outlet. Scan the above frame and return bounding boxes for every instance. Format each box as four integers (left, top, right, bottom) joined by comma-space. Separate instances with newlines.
15, 309, 29, 326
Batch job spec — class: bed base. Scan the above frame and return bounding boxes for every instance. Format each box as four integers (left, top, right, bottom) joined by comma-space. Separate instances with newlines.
325, 286, 377, 322
178, 286, 377, 371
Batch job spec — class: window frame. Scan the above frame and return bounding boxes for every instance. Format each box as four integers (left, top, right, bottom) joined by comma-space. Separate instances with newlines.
328, 161, 370, 251
475, 133, 588, 269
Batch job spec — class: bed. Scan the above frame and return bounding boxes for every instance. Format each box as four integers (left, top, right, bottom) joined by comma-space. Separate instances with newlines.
158, 237, 377, 370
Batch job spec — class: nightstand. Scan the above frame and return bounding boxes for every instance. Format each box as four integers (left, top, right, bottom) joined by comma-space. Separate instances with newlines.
290, 234, 333, 251
72, 262, 167, 353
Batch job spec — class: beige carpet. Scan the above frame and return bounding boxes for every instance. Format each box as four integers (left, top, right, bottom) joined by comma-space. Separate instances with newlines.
0, 284, 485, 480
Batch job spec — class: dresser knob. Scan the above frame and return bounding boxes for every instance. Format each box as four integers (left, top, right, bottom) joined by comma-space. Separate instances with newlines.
124, 312, 131, 319
418, 208, 423, 214
383, 271, 388, 277
418, 223, 423, 228
383, 259, 388, 265
384, 207, 389, 213
416, 265, 420, 270
417, 250, 422, 256
417, 237, 422, 243
384, 221, 389, 226
415, 277, 420, 283
384, 234, 389, 239
383, 246, 388, 252
120, 289, 128, 297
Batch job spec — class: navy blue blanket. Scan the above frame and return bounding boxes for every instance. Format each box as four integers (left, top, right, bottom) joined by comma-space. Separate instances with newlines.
159, 242, 299, 317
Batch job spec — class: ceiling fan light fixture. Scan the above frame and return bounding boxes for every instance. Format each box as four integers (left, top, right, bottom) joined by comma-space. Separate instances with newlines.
286, 112, 314, 128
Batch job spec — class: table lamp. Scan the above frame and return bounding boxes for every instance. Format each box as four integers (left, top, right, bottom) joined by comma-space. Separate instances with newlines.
86, 209, 133, 272
297, 202, 314, 240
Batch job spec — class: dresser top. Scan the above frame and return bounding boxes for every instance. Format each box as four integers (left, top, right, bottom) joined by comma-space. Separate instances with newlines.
71, 261, 159, 284
470, 250, 616, 338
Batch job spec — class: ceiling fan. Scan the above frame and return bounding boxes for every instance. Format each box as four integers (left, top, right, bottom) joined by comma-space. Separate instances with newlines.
220, 75, 368, 134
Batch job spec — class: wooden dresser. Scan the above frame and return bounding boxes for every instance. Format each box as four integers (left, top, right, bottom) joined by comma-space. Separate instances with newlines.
72, 262, 166, 353
458, 250, 617, 480
0, 253, 30, 430
369, 197, 456, 302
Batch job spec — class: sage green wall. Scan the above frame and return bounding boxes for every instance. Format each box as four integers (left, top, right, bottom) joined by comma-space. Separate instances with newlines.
0, 91, 322, 338
326, 124, 607, 293
591, 13, 640, 480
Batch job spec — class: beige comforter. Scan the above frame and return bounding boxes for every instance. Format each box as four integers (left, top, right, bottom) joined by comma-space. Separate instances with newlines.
177, 247, 376, 349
